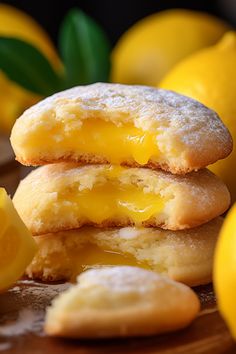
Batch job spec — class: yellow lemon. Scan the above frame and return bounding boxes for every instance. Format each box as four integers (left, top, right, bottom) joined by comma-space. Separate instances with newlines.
111, 9, 229, 86
0, 188, 36, 291
160, 32, 236, 202
0, 4, 60, 134
214, 203, 236, 338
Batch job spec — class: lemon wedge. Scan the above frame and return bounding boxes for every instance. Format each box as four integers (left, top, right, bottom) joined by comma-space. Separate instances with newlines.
0, 187, 36, 291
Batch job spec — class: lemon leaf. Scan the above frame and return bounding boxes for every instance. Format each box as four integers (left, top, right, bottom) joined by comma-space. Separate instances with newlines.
59, 8, 111, 86
0, 37, 63, 95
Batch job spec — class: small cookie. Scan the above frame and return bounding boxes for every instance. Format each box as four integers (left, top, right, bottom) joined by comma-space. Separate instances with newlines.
13, 164, 229, 234
44, 266, 200, 338
10, 83, 232, 174
26, 218, 222, 286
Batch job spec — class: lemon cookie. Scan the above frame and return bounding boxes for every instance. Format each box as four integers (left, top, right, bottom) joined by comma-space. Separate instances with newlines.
26, 217, 222, 286
10, 83, 232, 174
44, 266, 200, 338
13, 164, 229, 233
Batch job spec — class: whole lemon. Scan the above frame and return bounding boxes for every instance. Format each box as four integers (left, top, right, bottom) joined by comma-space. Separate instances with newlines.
160, 32, 236, 202
0, 4, 60, 134
214, 204, 236, 339
111, 9, 229, 86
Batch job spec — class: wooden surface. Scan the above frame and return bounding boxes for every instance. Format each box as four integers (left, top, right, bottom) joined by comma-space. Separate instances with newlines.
0, 280, 235, 354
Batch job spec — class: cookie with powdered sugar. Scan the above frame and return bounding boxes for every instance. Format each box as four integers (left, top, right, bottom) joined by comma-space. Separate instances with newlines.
26, 217, 222, 287
44, 266, 200, 338
10, 83, 232, 174
13, 164, 230, 233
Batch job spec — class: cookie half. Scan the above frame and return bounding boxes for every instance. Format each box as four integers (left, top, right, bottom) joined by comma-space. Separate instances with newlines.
13, 164, 229, 233
44, 266, 200, 338
26, 217, 222, 286
10, 83, 232, 174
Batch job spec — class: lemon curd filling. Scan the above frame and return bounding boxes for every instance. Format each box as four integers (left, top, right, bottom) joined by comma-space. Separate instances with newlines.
29, 119, 160, 165
57, 168, 165, 225
67, 244, 150, 281
74, 185, 164, 224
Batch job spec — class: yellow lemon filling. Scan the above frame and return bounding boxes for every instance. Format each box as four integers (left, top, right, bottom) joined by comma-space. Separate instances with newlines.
67, 185, 165, 224
28, 119, 160, 165
55, 167, 166, 226
68, 244, 150, 281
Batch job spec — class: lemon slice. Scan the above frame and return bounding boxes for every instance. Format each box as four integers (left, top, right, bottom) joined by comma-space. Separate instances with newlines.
0, 187, 36, 291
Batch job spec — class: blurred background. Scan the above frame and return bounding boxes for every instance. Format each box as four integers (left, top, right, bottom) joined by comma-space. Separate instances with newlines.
2, 0, 236, 43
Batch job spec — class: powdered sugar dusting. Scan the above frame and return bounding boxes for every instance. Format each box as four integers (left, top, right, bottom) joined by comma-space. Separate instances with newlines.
22, 83, 231, 147
118, 227, 140, 239
78, 266, 181, 293
0, 280, 69, 338
0, 308, 43, 337
0, 342, 11, 351
11, 83, 232, 173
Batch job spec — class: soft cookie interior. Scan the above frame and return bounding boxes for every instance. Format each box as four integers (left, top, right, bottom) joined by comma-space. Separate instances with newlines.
13, 165, 230, 234
44, 266, 200, 338
10, 83, 232, 174
13, 118, 162, 166
26, 218, 222, 286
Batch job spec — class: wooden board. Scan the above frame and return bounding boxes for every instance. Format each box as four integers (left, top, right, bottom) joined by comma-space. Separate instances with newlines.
0, 280, 235, 354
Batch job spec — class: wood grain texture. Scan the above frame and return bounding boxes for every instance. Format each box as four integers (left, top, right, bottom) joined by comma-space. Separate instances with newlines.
0, 280, 235, 354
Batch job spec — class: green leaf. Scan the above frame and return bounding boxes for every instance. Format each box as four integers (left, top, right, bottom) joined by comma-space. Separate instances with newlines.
59, 8, 111, 86
0, 37, 63, 96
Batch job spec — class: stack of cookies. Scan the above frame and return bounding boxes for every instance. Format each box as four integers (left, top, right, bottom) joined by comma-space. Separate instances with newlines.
10, 83, 232, 287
